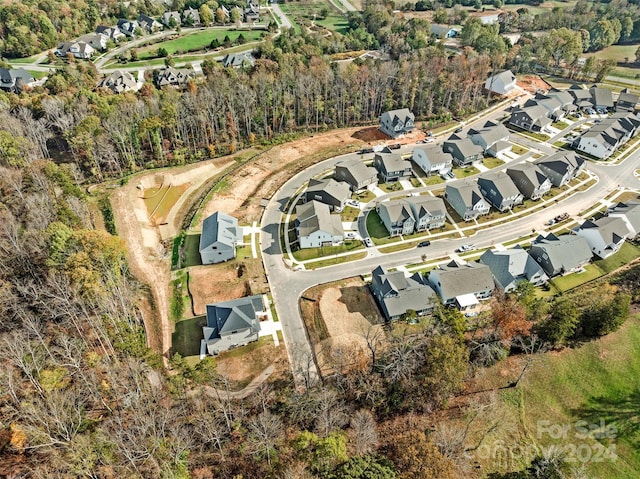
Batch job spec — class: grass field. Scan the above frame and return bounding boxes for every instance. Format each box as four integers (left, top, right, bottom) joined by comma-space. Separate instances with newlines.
142, 184, 188, 224
172, 315, 207, 357
136, 29, 264, 59
292, 240, 363, 261
482, 157, 505, 169
182, 234, 204, 267
278, 0, 348, 34
366, 209, 397, 245
550, 264, 605, 292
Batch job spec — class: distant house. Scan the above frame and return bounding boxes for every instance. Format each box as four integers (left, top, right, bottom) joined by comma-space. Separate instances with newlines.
0, 68, 35, 93
117, 19, 139, 37
443, 134, 484, 166
574, 114, 638, 159
379, 108, 415, 138
295, 201, 344, 249
506, 163, 551, 200
608, 201, 640, 239
371, 266, 437, 321
485, 70, 516, 96
334, 159, 378, 191
526, 95, 564, 120
509, 104, 552, 132
222, 52, 256, 68
137, 14, 162, 33
182, 7, 201, 26
574, 217, 628, 259
244, 0, 260, 22
546, 89, 576, 112
616, 88, 639, 112
412, 145, 453, 176
431, 24, 458, 38
55, 41, 95, 59
162, 11, 182, 27
568, 84, 593, 109
479, 246, 548, 292
467, 120, 510, 156
155, 67, 196, 88
528, 233, 592, 277
303, 178, 351, 211
372, 153, 413, 182
96, 25, 126, 42
199, 211, 242, 264
590, 86, 614, 110
377, 200, 416, 236
78, 33, 108, 51
406, 196, 447, 232
98, 70, 139, 94
534, 151, 585, 187
477, 171, 523, 212
427, 260, 494, 309
444, 182, 490, 221
202, 295, 264, 355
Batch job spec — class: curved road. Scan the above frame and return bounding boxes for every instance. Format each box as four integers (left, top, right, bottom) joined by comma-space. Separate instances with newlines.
260, 131, 640, 388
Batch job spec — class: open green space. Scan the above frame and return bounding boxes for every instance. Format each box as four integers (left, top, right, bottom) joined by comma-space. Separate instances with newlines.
279, 0, 348, 34
292, 240, 363, 261
307, 251, 367, 268
366, 210, 399, 245
594, 242, 640, 274
315, 14, 350, 34
550, 264, 605, 292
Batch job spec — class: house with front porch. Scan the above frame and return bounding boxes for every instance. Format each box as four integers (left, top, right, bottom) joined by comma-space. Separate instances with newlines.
477, 171, 523, 212
534, 151, 585, 187
574, 217, 628, 259
443, 134, 484, 166
406, 196, 447, 231
377, 200, 416, 236
506, 163, 551, 200
479, 246, 548, 292
427, 260, 494, 309
412, 145, 453, 176
528, 233, 593, 277
373, 153, 413, 183
444, 182, 491, 221
295, 200, 344, 249
379, 108, 415, 138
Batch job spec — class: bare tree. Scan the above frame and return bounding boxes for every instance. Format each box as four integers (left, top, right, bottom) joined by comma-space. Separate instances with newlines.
246, 411, 284, 466
350, 409, 378, 456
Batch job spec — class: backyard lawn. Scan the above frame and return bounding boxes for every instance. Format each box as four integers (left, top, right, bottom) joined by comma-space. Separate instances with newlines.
182, 234, 204, 267
172, 315, 207, 358
594, 242, 640, 274
366, 210, 399, 245
341, 205, 360, 222
482, 157, 505, 169
550, 264, 605, 292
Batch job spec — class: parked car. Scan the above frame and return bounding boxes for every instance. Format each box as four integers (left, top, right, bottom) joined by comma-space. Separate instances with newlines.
454, 127, 463, 133
346, 199, 360, 207
417, 240, 431, 247
456, 244, 475, 252
424, 138, 434, 143
364, 238, 374, 247
345, 232, 357, 239
585, 108, 596, 115
358, 148, 374, 154
389, 143, 401, 150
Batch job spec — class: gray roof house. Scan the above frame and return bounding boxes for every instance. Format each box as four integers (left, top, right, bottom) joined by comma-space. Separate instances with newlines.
55, 41, 95, 59
97, 70, 139, 94
96, 25, 126, 41
202, 295, 264, 355
444, 182, 490, 221
334, 159, 378, 191
371, 266, 437, 321
479, 246, 548, 292
534, 151, 585, 187
406, 196, 447, 232
427, 260, 494, 309
372, 153, 413, 182
506, 163, 551, 200
117, 19, 139, 37
608, 201, 640, 239
295, 201, 344, 249
304, 178, 351, 211
412, 145, 453, 176
199, 211, 242, 264
78, 33, 108, 51
526, 95, 564, 120
485, 70, 516, 96
182, 7, 201, 26
137, 14, 162, 32
574, 217, 628, 259
509, 104, 552, 132
155, 67, 197, 88
379, 108, 415, 138
244, 1, 260, 22
0, 68, 34, 93
616, 88, 639, 112
477, 171, 523, 211
591, 86, 614, 110
528, 233, 593, 277
431, 24, 458, 38
222, 52, 256, 68
575, 118, 630, 159
377, 200, 416, 236
162, 11, 182, 27
468, 120, 510, 155
546, 89, 576, 110
568, 85, 594, 108
443, 134, 484, 166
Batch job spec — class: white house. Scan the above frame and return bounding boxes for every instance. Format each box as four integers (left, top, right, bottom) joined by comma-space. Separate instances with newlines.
199, 212, 242, 264
574, 217, 628, 259
485, 70, 516, 96
607, 201, 640, 239
295, 201, 344, 249
412, 145, 453, 176
379, 109, 415, 138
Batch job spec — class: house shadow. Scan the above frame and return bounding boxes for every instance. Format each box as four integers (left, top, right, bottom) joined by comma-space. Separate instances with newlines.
338, 285, 384, 324
570, 389, 640, 448
172, 315, 208, 358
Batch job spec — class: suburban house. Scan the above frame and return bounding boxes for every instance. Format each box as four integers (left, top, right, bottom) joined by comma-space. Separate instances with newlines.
590, 86, 614, 110
295, 201, 344, 249
55, 41, 95, 59
485, 70, 516, 96
509, 104, 552, 132
372, 153, 413, 182
526, 95, 564, 120
78, 33, 108, 51
574, 217, 628, 259
199, 211, 242, 264
574, 116, 633, 159
607, 201, 640, 239
412, 145, 453, 176
406, 196, 447, 231
202, 295, 265, 355
546, 89, 577, 112
162, 11, 182, 27
444, 182, 491, 221
377, 200, 416, 236
137, 14, 162, 32
506, 163, 552, 200
568, 85, 594, 109
334, 159, 378, 191
477, 171, 523, 211
182, 7, 201, 26
467, 120, 511, 156
303, 178, 351, 211
534, 151, 585, 187
244, 0, 260, 22
371, 266, 437, 321
443, 134, 484, 166
430, 24, 458, 38
616, 88, 639, 112
97, 70, 139, 94
479, 246, 548, 292
0, 68, 35, 93
95, 25, 126, 42
222, 52, 256, 68
155, 67, 197, 88
116, 19, 139, 37
379, 108, 415, 138
427, 260, 494, 309
528, 233, 593, 277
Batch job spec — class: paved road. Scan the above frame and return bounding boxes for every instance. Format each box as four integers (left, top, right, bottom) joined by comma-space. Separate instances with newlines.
270, 3, 293, 30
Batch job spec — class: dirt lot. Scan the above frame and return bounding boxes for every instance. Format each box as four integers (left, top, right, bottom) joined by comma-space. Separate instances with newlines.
517, 75, 552, 95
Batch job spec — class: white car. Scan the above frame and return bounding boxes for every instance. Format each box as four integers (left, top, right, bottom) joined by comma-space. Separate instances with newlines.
456, 244, 475, 252
346, 199, 360, 207
364, 238, 374, 247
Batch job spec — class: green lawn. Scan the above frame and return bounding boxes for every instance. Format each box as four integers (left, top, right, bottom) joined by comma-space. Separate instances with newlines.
341, 205, 360, 222
366, 209, 398, 245
550, 264, 605, 292
353, 190, 375, 202
379, 182, 404, 193
292, 240, 363, 261
455, 165, 480, 178
552, 120, 570, 130
315, 14, 350, 34
182, 234, 204, 267
482, 157, 505, 169
306, 251, 367, 268
172, 315, 207, 357
511, 145, 529, 155
594, 242, 640, 274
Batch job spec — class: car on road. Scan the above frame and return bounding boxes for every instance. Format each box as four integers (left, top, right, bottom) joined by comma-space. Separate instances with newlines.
417, 240, 431, 247
585, 108, 596, 115
346, 199, 360, 207
364, 238, 374, 247
454, 126, 463, 133
358, 148, 374, 154
389, 143, 401, 150
456, 244, 475, 252
345, 232, 357, 240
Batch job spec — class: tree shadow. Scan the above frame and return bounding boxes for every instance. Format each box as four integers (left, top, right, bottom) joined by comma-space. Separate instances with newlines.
338, 285, 384, 324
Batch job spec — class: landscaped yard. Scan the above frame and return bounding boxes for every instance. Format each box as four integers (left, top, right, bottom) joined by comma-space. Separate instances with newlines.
353, 189, 375, 202
511, 145, 529, 155
594, 242, 640, 274
341, 205, 360, 222
455, 165, 480, 178
482, 157, 505, 169
366, 209, 398, 245
379, 182, 404, 193
278, 0, 348, 34
550, 264, 605, 292
552, 120, 570, 130
292, 240, 363, 261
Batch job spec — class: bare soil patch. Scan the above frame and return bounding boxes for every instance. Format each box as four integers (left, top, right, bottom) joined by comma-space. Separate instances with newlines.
517, 74, 552, 94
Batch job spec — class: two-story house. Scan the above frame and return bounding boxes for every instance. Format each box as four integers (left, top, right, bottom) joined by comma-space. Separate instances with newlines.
479, 246, 548, 292
406, 196, 447, 231
304, 178, 351, 212
509, 104, 552, 132
379, 108, 415, 138
371, 266, 437, 321
574, 217, 628, 259
607, 201, 640, 239
377, 200, 416, 236
444, 182, 491, 221
372, 153, 413, 183
506, 163, 551, 200
477, 171, 523, 212
199, 211, 242, 264
528, 233, 593, 277
534, 151, 585, 187
427, 260, 494, 309
334, 159, 378, 191
412, 145, 453, 176
443, 134, 484, 166
295, 201, 344, 249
